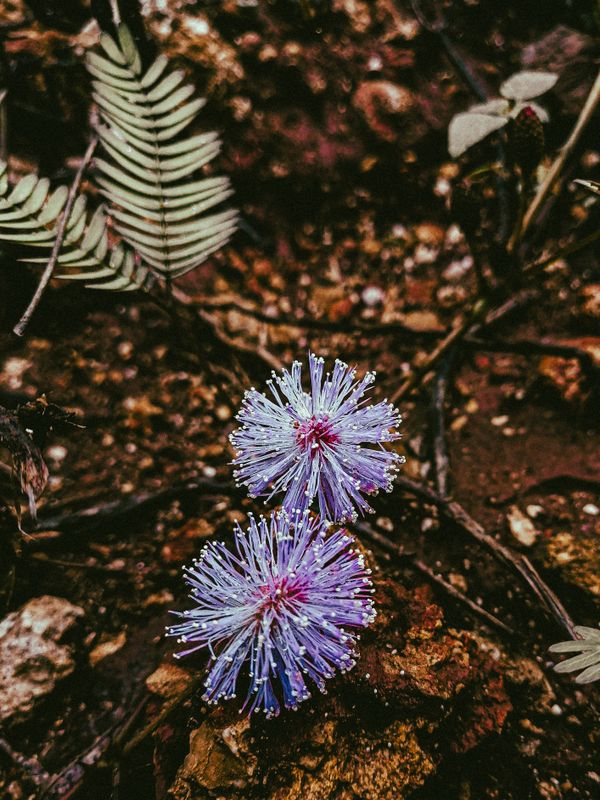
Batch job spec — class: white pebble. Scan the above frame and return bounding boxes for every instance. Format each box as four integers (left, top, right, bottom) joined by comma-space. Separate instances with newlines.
361, 286, 385, 307
46, 445, 67, 463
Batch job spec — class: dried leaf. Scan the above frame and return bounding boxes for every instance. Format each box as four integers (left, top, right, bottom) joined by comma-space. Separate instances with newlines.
0, 405, 48, 520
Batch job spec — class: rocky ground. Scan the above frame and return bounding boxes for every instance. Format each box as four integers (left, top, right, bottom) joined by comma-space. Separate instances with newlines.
0, 1, 598, 798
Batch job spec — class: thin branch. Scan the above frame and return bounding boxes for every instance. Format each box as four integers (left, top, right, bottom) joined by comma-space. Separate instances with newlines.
170, 286, 283, 373
390, 300, 488, 404
38, 700, 141, 800
413, 557, 515, 636
394, 476, 577, 638
0, 89, 7, 165
172, 293, 441, 339
109, 0, 121, 24
356, 520, 515, 637
490, 474, 600, 507
518, 68, 600, 245
409, 0, 487, 100
523, 228, 600, 275
24, 478, 241, 548
471, 289, 538, 333
0, 733, 50, 787
430, 349, 456, 498
507, 176, 529, 254
13, 135, 99, 337
189, 288, 544, 343
174, 293, 592, 405
197, 306, 283, 372
120, 677, 201, 756
465, 336, 599, 374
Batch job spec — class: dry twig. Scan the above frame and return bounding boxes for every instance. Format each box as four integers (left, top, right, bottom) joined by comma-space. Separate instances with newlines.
518, 69, 600, 245
170, 286, 283, 372
430, 350, 455, 498
356, 520, 515, 637
395, 476, 577, 638
390, 300, 488, 404
13, 136, 99, 337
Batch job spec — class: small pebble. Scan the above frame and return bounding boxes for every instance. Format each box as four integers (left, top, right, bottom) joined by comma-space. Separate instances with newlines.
117, 341, 133, 359
526, 504, 544, 518
46, 445, 67, 463
361, 285, 385, 307
434, 177, 451, 197
216, 405, 231, 421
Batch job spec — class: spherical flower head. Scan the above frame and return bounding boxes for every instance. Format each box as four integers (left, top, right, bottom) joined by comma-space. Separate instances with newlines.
230, 353, 404, 523
167, 511, 376, 718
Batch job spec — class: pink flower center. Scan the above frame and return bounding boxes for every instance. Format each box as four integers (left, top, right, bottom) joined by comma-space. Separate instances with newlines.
256, 576, 306, 616
295, 415, 339, 457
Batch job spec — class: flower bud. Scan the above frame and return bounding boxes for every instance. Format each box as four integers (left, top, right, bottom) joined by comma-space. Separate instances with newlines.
510, 105, 545, 176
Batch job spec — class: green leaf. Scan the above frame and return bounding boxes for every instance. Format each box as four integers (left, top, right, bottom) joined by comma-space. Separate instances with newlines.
140, 54, 169, 88
88, 23, 237, 281
549, 625, 600, 684
7, 174, 38, 205
100, 31, 127, 65
0, 160, 154, 292
38, 186, 68, 224
117, 24, 141, 74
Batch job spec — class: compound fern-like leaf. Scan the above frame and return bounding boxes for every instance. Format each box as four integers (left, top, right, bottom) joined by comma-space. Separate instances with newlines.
88, 24, 238, 279
0, 161, 153, 291
549, 625, 600, 684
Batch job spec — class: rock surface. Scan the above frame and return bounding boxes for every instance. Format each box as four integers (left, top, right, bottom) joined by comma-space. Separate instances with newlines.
168, 582, 512, 799
0, 595, 84, 724
542, 529, 600, 598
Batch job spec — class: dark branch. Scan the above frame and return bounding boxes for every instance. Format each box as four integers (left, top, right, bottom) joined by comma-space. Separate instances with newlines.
13, 136, 98, 337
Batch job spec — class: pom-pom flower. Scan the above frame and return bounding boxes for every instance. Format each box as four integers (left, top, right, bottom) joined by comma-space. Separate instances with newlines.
230, 353, 403, 522
167, 510, 376, 717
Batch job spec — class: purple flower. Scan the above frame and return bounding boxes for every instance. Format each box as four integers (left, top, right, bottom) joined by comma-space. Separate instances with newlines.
167, 511, 376, 717
230, 354, 403, 522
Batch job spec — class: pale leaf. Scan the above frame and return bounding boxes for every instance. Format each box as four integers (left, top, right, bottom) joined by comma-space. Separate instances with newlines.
469, 99, 509, 116
448, 112, 508, 158
500, 71, 558, 101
